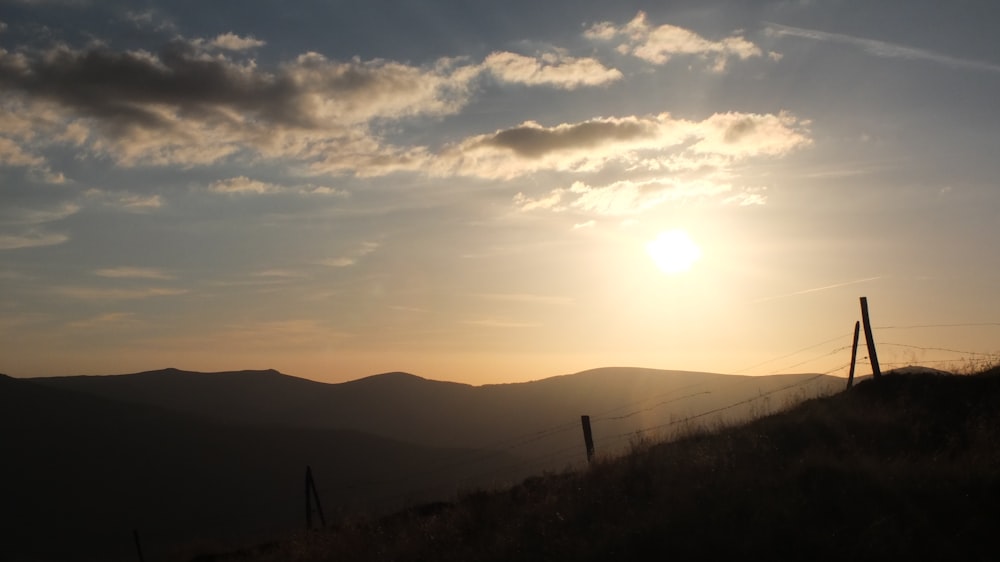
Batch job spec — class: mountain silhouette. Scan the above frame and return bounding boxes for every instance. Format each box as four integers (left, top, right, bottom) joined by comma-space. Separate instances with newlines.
0, 374, 518, 561
33, 367, 844, 457
9, 367, 844, 560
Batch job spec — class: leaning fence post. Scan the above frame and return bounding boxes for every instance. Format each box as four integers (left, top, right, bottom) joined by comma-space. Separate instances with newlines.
859, 296, 882, 378
133, 529, 145, 562
581, 415, 595, 463
847, 320, 860, 389
305, 465, 326, 530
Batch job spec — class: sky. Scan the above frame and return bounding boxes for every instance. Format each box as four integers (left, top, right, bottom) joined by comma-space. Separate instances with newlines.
2, 0, 1000, 385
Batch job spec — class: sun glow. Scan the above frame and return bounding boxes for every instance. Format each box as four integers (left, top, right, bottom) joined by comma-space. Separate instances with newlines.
646, 229, 702, 274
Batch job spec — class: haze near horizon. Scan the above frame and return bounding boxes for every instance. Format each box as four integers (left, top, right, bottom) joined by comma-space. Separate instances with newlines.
2, 1, 999, 384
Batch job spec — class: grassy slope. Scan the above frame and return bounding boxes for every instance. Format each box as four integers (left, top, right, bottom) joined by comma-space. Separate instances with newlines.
208, 367, 1000, 561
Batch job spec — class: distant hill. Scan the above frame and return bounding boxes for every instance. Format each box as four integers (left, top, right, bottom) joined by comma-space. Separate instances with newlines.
0, 374, 519, 562
32, 367, 846, 466
195, 367, 1000, 562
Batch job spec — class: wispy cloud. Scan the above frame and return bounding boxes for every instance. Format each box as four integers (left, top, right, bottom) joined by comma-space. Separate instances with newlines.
514, 176, 732, 217
766, 23, 1000, 74
208, 176, 349, 196
85, 189, 163, 211
0, 230, 68, 250
475, 293, 574, 306
752, 276, 882, 304
66, 312, 140, 329
253, 269, 307, 279
318, 241, 380, 267
0, 202, 77, 250
92, 266, 173, 280
0, 202, 80, 225
462, 318, 541, 328
53, 286, 188, 300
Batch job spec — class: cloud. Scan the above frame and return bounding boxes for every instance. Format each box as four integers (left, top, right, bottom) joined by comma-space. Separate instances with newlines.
84, 189, 163, 211
318, 241, 380, 267
66, 312, 139, 330
481, 118, 654, 158
0, 41, 480, 167
435, 110, 810, 180
253, 269, 306, 279
0, 201, 79, 225
475, 293, 574, 305
0, 230, 68, 250
207, 33, 266, 51
115, 193, 163, 210
209, 176, 282, 194
121, 9, 176, 33
689, 111, 811, 157
515, 176, 732, 216
0, 201, 76, 250
207, 176, 349, 196
586, 11, 764, 71
724, 187, 768, 206
92, 266, 173, 280
0, 136, 44, 166
483, 51, 621, 88
53, 286, 188, 300
462, 318, 541, 328
766, 23, 1000, 74
752, 276, 883, 304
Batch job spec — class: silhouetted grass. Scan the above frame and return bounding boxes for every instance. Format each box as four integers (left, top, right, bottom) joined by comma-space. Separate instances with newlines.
193, 366, 1000, 561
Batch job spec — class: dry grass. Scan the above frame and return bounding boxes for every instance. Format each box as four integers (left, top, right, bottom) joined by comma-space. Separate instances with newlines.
191, 364, 1000, 562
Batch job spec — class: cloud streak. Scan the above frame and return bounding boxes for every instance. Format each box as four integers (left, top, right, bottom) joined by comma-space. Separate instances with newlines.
766, 23, 1000, 74
751, 276, 883, 304
92, 267, 173, 280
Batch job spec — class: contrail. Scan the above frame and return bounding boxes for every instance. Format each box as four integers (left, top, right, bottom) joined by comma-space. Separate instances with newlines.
766, 22, 1000, 74
752, 276, 882, 304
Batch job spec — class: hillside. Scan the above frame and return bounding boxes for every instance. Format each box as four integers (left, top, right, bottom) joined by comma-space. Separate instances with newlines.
198, 367, 1000, 561
0, 375, 520, 562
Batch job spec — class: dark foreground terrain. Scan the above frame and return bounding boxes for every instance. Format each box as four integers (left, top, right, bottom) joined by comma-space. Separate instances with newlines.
200, 367, 1000, 562
2, 367, 842, 561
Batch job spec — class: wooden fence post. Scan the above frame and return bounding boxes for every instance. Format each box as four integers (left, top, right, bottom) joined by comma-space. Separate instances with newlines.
580, 415, 595, 463
133, 529, 145, 562
305, 466, 326, 530
859, 296, 882, 378
847, 320, 860, 389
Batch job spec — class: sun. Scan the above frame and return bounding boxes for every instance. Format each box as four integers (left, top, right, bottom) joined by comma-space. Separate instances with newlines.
646, 229, 702, 274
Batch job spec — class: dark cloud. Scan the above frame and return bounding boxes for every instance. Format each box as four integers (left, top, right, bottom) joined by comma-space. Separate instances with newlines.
0, 41, 297, 128
0, 39, 477, 166
483, 119, 652, 158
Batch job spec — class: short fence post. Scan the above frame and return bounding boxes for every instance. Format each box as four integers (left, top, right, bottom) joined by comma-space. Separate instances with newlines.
847, 321, 860, 389
133, 529, 145, 562
859, 296, 882, 378
305, 465, 326, 530
581, 415, 595, 463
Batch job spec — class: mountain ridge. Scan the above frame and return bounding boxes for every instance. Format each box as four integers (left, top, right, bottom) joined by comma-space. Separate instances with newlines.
0, 375, 522, 561
27, 366, 845, 457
